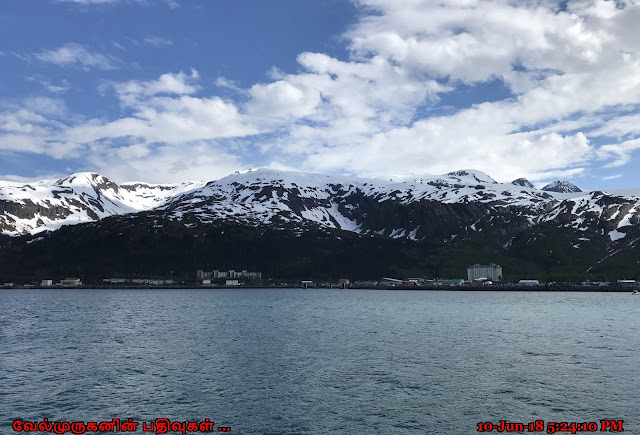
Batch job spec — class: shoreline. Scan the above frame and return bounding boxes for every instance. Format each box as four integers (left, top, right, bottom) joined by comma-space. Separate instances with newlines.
1, 285, 636, 292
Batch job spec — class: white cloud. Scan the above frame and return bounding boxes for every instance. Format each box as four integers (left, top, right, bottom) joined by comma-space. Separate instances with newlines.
215, 77, 247, 95
253, 0, 640, 181
67, 95, 258, 144
26, 76, 71, 94
46, 83, 70, 93
22, 97, 68, 116
7, 0, 640, 184
0, 98, 81, 159
1, 71, 258, 182
70, 70, 259, 147
602, 174, 623, 180
112, 70, 200, 106
0, 172, 70, 183
597, 138, 640, 167
35, 43, 116, 70
125, 36, 174, 48
86, 141, 243, 183
142, 36, 173, 47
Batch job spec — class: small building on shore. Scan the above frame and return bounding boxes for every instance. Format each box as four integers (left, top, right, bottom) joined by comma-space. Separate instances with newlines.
380, 277, 403, 286
434, 279, 465, 286
338, 278, 350, 288
59, 278, 82, 287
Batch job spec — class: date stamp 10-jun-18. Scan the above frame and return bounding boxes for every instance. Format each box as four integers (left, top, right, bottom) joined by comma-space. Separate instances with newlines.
477, 419, 624, 433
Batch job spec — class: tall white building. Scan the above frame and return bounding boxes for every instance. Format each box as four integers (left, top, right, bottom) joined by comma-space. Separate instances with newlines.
467, 263, 502, 281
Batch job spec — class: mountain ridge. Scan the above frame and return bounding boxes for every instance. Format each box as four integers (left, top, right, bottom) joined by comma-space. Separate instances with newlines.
1, 168, 639, 282
0, 168, 593, 236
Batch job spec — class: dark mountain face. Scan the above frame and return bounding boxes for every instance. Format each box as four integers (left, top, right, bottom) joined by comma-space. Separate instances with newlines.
542, 180, 582, 193
511, 178, 535, 189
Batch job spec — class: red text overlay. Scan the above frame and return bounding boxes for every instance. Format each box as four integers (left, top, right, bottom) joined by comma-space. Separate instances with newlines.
12, 418, 232, 433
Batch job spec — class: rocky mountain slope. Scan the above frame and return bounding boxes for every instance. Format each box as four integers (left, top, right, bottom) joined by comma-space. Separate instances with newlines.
0, 169, 578, 234
542, 180, 583, 193
3, 168, 640, 247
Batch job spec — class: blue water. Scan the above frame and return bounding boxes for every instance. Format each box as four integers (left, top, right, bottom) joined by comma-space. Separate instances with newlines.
1, 289, 638, 434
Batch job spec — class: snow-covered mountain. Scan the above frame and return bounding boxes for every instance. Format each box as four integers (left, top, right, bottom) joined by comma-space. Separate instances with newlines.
0, 172, 203, 235
3, 168, 640, 282
2, 169, 640, 250
158, 169, 640, 245
160, 168, 559, 237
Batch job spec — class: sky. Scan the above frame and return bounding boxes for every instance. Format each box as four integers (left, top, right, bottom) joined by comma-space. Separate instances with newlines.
2, 0, 640, 189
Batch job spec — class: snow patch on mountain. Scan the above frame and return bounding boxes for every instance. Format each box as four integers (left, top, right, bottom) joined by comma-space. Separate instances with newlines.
446, 169, 497, 184
609, 229, 626, 241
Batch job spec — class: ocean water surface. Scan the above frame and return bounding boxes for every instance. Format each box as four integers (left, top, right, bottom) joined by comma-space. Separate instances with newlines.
1, 288, 638, 434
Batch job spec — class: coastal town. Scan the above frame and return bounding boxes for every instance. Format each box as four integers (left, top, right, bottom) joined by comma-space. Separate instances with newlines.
3, 263, 638, 290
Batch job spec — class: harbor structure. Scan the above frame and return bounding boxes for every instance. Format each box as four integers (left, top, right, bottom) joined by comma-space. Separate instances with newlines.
59, 278, 82, 287
467, 263, 502, 282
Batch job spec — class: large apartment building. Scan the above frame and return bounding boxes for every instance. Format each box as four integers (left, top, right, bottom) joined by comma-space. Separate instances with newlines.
467, 263, 502, 281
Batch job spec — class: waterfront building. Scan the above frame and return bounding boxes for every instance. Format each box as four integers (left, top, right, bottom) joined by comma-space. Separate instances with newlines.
131, 278, 173, 285
472, 278, 493, 286
467, 263, 503, 282
434, 279, 465, 286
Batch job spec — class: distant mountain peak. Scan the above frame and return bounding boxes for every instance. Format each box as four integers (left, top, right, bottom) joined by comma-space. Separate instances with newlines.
54, 172, 115, 187
542, 180, 582, 193
445, 169, 497, 184
511, 178, 535, 189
